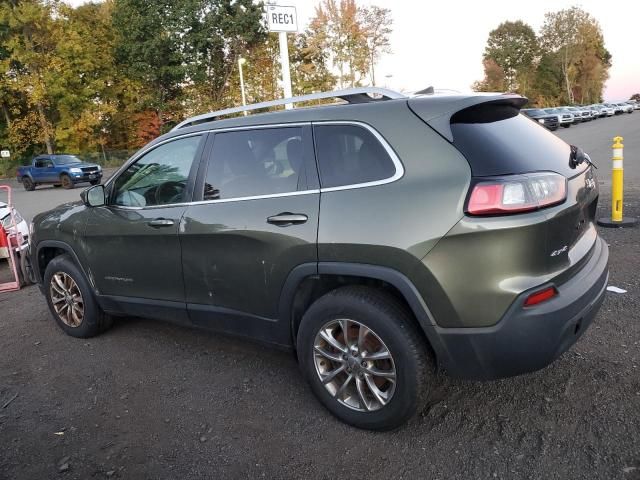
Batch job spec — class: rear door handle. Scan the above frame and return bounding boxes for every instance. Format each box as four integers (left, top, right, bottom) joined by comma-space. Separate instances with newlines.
267, 212, 308, 226
148, 218, 175, 228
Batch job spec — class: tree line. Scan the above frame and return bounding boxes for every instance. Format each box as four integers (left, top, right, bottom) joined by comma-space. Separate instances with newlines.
0, 0, 391, 172
473, 7, 613, 107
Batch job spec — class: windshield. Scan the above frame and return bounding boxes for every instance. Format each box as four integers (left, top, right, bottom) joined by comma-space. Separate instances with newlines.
528, 109, 545, 115
53, 155, 83, 165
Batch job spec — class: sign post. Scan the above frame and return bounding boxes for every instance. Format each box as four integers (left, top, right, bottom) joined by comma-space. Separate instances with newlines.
265, 4, 298, 109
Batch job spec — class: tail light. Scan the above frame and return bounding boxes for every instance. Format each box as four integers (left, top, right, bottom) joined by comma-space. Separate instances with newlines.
524, 286, 557, 307
466, 172, 566, 216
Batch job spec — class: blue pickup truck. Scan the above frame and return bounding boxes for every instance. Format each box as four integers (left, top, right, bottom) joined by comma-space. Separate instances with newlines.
17, 154, 103, 190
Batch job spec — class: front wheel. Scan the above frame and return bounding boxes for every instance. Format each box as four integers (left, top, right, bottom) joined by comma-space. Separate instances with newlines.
562, 124, 571, 128
44, 255, 112, 338
90, 180, 100, 186
297, 286, 435, 431
60, 174, 74, 189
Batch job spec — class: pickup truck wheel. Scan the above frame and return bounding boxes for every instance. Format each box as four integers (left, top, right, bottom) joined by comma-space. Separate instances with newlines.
297, 286, 435, 431
60, 174, 74, 189
44, 254, 113, 338
22, 177, 35, 191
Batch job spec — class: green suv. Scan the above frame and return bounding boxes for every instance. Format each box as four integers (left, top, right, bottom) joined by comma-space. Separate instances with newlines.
30, 88, 609, 430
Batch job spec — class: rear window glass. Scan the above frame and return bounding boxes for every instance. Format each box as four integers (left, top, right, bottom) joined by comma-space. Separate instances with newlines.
313, 124, 396, 188
451, 106, 586, 177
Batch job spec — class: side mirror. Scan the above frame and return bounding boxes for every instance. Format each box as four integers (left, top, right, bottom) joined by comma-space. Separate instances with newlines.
81, 185, 106, 207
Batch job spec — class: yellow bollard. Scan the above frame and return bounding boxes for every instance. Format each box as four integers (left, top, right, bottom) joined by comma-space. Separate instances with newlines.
611, 136, 624, 222
598, 135, 637, 227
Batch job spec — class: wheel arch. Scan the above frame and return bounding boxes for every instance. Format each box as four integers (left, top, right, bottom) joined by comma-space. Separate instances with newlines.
35, 241, 92, 288
280, 262, 447, 366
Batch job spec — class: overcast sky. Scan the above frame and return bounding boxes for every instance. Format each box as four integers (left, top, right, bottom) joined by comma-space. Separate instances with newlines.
68, 0, 639, 101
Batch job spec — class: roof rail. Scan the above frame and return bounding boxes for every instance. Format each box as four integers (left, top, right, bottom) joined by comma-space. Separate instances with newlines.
171, 87, 406, 131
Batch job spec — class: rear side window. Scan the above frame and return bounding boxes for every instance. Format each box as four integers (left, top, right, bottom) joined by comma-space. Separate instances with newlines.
203, 127, 307, 201
313, 124, 396, 188
450, 104, 586, 177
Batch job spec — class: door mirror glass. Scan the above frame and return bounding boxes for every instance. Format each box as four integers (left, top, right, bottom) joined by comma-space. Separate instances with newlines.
83, 185, 106, 207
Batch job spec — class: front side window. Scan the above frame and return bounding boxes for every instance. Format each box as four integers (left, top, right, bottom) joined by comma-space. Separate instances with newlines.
203, 127, 305, 201
35, 158, 52, 168
112, 135, 202, 207
313, 124, 396, 188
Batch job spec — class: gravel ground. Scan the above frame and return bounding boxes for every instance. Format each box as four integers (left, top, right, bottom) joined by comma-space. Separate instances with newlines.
1, 116, 639, 480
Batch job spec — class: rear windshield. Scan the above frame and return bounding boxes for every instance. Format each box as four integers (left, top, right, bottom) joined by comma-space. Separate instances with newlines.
450, 104, 587, 178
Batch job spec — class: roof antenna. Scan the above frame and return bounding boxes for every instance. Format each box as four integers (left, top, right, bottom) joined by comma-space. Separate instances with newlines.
415, 86, 435, 95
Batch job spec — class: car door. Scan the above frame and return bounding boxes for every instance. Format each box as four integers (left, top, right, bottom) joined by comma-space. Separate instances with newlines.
180, 125, 319, 346
32, 157, 53, 182
83, 133, 207, 323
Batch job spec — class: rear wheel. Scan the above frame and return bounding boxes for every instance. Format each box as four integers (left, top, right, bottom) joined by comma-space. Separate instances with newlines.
60, 174, 74, 189
22, 177, 35, 191
297, 286, 434, 430
44, 255, 112, 338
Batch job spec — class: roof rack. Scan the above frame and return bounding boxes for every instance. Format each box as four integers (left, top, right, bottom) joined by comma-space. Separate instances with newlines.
171, 87, 406, 131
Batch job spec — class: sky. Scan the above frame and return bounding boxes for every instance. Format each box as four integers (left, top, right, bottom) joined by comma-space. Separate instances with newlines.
68, 0, 639, 101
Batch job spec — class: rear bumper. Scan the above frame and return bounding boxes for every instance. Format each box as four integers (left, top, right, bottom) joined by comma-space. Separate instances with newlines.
431, 237, 609, 380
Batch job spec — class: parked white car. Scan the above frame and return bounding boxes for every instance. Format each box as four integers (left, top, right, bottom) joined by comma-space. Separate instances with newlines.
544, 108, 574, 127
618, 102, 634, 114
0, 202, 29, 252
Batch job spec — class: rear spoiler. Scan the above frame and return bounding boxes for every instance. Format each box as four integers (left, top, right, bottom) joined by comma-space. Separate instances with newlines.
408, 94, 528, 142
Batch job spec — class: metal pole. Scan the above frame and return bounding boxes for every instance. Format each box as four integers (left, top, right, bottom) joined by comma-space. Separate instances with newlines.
279, 31, 293, 109
238, 58, 247, 116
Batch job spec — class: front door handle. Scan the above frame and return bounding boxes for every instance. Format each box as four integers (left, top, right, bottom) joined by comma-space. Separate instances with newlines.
148, 218, 175, 228
267, 212, 308, 226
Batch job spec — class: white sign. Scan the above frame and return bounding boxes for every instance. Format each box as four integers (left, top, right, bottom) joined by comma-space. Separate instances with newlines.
266, 5, 298, 33
0, 150, 9, 158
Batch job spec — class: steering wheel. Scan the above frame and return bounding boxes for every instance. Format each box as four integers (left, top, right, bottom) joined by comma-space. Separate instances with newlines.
154, 181, 185, 205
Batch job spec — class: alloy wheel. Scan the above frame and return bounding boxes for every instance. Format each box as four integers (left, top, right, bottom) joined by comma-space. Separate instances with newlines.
313, 319, 396, 412
49, 272, 84, 327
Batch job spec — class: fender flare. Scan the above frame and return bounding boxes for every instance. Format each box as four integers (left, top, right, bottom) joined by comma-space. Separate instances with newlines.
33, 240, 92, 288
279, 262, 452, 367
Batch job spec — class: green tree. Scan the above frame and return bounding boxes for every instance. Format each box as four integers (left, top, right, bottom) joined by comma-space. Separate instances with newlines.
1, 0, 60, 154
482, 20, 538, 94
112, 0, 186, 130
540, 7, 610, 104
359, 5, 392, 87
290, 30, 336, 96
472, 58, 506, 92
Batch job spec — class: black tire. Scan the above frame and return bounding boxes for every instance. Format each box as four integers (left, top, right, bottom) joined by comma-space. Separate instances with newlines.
60, 174, 75, 189
19, 250, 36, 286
90, 180, 100, 186
562, 124, 571, 128
22, 176, 35, 191
53, 184, 62, 188
43, 254, 112, 338
297, 286, 434, 431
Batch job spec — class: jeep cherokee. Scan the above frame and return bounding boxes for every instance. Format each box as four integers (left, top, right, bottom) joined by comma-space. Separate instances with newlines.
30, 87, 609, 430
